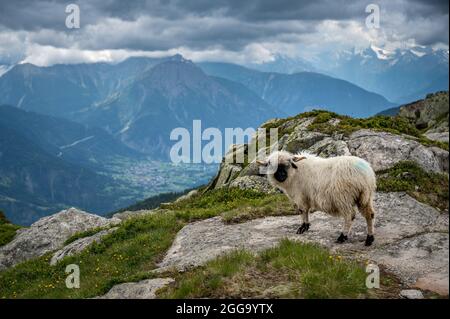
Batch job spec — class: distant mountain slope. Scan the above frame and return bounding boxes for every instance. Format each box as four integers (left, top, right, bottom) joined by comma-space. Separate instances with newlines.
200, 62, 394, 117
319, 45, 449, 103
0, 56, 281, 158
0, 105, 141, 169
0, 122, 130, 225
0, 56, 169, 118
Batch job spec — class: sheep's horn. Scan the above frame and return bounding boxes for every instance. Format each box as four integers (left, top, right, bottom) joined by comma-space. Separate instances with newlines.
256, 160, 268, 166
292, 156, 306, 162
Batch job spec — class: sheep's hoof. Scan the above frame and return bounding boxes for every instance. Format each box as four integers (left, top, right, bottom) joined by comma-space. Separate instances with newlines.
365, 235, 374, 246
296, 223, 310, 234
336, 233, 348, 243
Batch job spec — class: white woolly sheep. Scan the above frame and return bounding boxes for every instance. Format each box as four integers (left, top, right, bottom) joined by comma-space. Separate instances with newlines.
257, 151, 377, 246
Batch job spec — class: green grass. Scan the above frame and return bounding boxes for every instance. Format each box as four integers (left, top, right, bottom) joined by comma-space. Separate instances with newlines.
159, 239, 371, 299
0, 211, 21, 247
63, 227, 109, 246
377, 161, 449, 211
0, 188, 297, 299
263, 109, 448, 151
161, 188, 269, 222
221, 193, 296, 223
0, 212, 183, 298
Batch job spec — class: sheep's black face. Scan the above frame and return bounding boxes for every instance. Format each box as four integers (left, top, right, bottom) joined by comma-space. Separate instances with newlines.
274, 164, 289, 182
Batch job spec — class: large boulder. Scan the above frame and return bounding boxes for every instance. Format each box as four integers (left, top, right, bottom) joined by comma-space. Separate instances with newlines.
424, 132, 449, 143
306, 136, 351, 157
0, 208, 120, 271
229, 176, 279, 194
50, 227, 118, 266
347, 130, 448, 173
283, 130, 328, 153
96, 278, 174, 299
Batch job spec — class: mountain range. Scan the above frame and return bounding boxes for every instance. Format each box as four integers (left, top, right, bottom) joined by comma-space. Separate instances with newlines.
199, 62, 393, 117
251, 45, 449, 103
0, 55, 282, 157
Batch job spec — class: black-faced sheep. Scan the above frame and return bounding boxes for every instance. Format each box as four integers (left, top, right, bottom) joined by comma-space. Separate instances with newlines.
257, 151, 377, 246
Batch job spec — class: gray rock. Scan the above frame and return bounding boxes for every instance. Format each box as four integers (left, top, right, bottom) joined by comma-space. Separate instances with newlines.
174, 190, 199, 203
283, 130, 328, 153
424, 132, 449, 143
347, 129, 448, 173
50, 227, 118, 266
400, 289, 425, 299
369, 232, 449, 295
215, 163, 242, 188
96, 278, 174, 299
307, 138, 351, 157
157, 192, 449, 295
0, 208, 120, 271
229, 176, 279, 194
238, 161, 261, 177
112, 209, 157, 221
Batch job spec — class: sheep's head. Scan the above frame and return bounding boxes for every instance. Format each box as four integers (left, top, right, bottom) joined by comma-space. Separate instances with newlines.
256, 151, 306, 184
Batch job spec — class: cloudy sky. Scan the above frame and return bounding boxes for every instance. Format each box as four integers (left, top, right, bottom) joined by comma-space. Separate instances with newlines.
0, 0, 448, 66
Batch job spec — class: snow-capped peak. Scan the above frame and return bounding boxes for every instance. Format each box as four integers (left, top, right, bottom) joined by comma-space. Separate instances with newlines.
369, 44, 394, 60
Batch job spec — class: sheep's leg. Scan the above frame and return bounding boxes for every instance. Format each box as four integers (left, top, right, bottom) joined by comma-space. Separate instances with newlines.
296, 206, 310, 234
336, 213, 353, 243
360, 202, 375, 246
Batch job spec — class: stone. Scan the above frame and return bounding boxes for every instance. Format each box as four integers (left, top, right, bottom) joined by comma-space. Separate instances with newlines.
229, 176, 279, 194
424, 132, 449, 143
112, 209, 157, 221
283, 130, 328, 153
50, 227, 118, 265
96, 278, 174, 299
400, 289, 424, 299
347, 129, 448, 173
174, 190, 199, 203
307, 138, 351, 157
0, 208, 120, 271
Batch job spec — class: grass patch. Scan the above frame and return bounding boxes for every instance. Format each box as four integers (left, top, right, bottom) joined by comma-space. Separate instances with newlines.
221, 194, 296, 223
377, 161, 449, 211
263, 109, 448, 151
0, 187, 296, 298
63, 227, 109, 246
160, 239, 374, 299
161, 188, 269, 222
308, 114, 419, 136
0, 211, 21, 247
0, 212, 183, 298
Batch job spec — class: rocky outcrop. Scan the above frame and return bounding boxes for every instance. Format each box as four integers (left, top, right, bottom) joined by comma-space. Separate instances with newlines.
229, 176, 279, 194
156, 192, 449, 295
425, 132, 449, 143
398, 91, 449, 131
112, 209, 156, 221
0, 208, 120, 271
50, 227, 119, 266
347, 130, 447, 173
208, 107, 449, 194
96, 278, 174, 299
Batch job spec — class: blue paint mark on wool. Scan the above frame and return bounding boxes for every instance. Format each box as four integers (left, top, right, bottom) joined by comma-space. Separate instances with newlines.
355, 160, 370, 172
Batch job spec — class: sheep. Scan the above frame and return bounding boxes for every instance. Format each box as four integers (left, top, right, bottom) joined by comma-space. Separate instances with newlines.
257, 150, 377, 246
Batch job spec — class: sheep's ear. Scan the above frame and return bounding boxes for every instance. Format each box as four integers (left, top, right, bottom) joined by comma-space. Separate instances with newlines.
292, 155, 306, 162
256, 159, 268, 167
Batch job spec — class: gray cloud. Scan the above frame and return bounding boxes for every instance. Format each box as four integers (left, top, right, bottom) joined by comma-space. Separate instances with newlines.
0, 0, 447, 65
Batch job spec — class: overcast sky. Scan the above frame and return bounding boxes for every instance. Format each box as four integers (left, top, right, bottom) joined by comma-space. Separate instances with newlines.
0, 0, 448, 66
